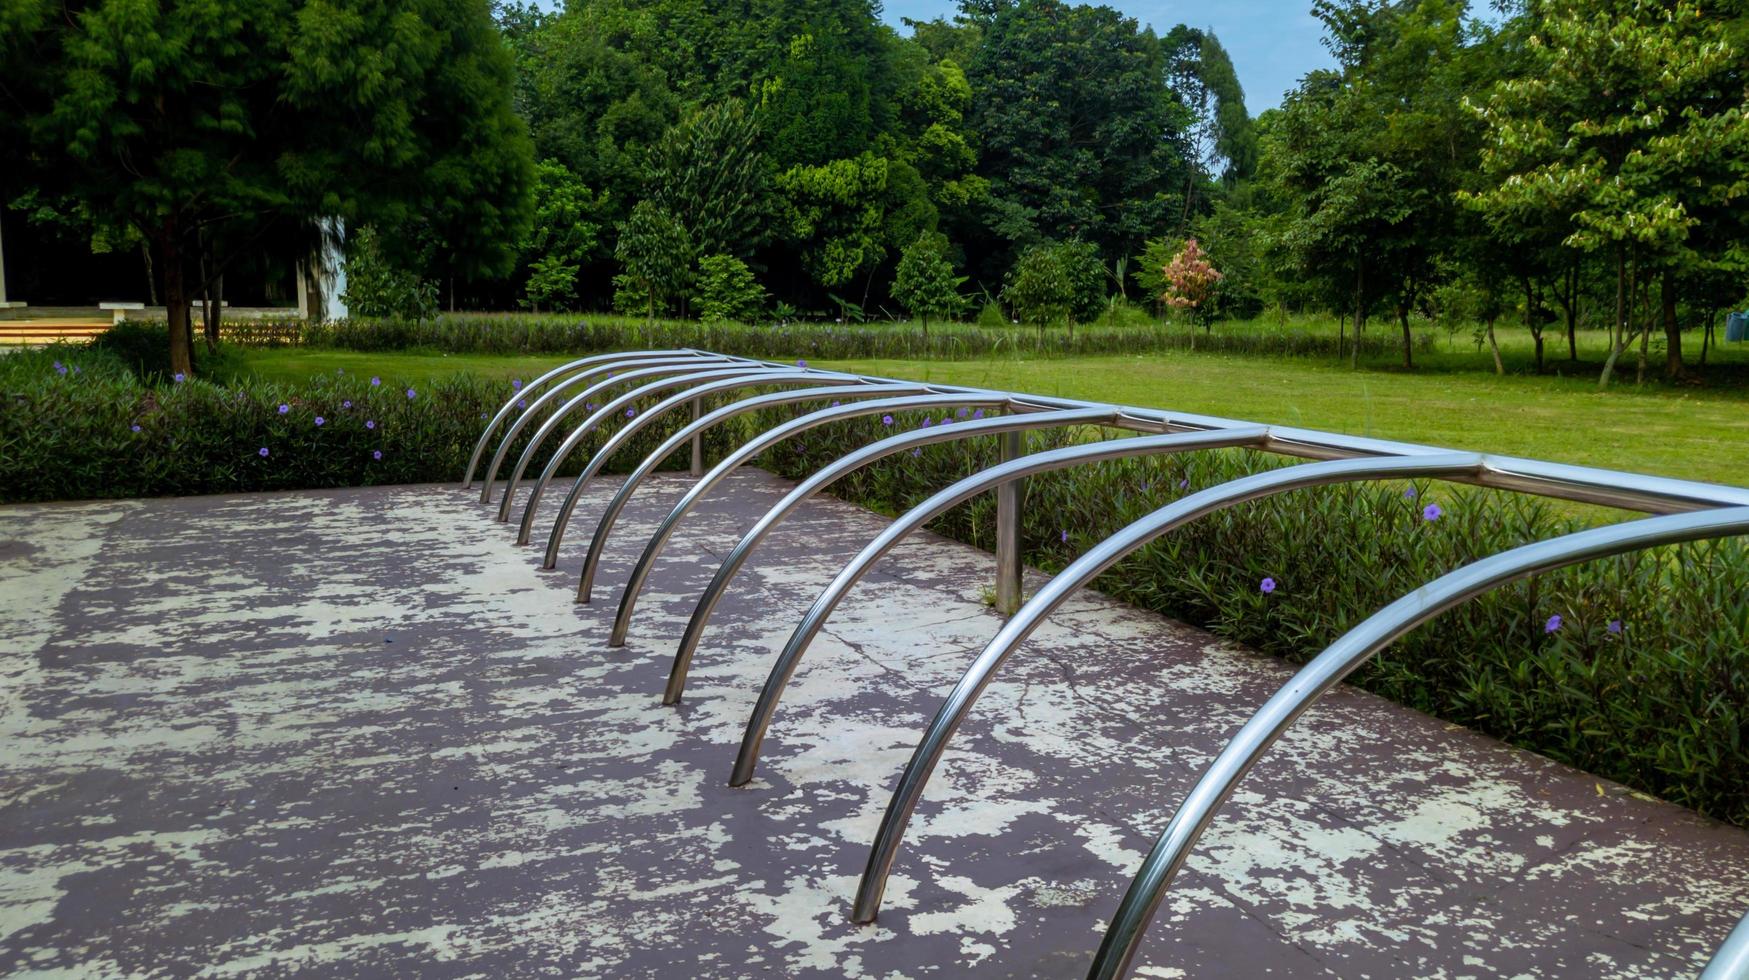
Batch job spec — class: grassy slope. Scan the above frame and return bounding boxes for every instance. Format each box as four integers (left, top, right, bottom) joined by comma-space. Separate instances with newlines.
240, 335, 1749, 488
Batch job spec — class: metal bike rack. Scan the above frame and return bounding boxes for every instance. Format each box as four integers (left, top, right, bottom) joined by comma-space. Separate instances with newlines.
479, 353, 746, 505
462, 349, 707, 489
661, 406, 1117, 703
566, 383, 931, 582
463, 350, 1749, 980
540, 372, 896, 571
505, 362, 783, 532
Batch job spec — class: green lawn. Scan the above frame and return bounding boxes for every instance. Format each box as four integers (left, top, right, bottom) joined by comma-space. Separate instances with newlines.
236, 338, 1749, 489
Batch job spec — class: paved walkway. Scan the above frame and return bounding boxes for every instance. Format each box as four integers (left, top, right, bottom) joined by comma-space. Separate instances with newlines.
2, 474, 1745, 978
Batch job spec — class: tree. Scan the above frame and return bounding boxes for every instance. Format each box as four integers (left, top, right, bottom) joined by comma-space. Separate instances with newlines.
645, 101, 773, 260
343, 226, 438, 322
966, 0, 1191, 270
1160, 238, 1225, 327
892, 231, 970, 329
1466, 0, 1749, 385
694, 254, 766, 323
11, 0, 533, 376
1003, 244, 1071, 329
614, 201, 693, 319
519, 159, 602, 312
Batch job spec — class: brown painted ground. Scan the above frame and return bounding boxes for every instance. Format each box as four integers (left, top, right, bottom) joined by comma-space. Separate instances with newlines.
2, 473, 1745, 978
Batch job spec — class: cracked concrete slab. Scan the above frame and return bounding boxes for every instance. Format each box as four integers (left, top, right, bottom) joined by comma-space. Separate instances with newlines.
1, 470, 1745, 978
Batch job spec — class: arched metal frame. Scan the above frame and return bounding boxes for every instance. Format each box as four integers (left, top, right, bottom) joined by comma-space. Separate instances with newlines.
503, 362, 783, 527
662, 407, 1119, 704
566, 384, 933, 580
1085, 505, 1749, 980
849, 453, 1487, 923
464, 350, 1749, 978
540, 372, 891, 571
1702, 909, 1749, 979
462, 349, 705, 488
608, 393, 1024, 647
729, 426, 1272, 787
511, 364, 800, 543
478, 353, 746, 504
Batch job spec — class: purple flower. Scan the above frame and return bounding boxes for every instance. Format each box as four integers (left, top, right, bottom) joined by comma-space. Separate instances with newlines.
1607, 619, 1623, 634
314, 416, 326, 426
1403, 487, 1418, 500
258, 447, 270, 458
53, 360, 67, 376
511, 378, 522, 389
830, 400, 840, 407
921, 417, 933, 428
940, 416, 952, 425
1060, 529, 1068, 543
278, 404, 290, 414
405, 388, 416, 400
71, 365, 80, 375
517, 399, 527, 409
971, 408, 985, 420
173, 372, 186, 384
1423, 503, 1443, 522
797, 359, 808, 368
911, 448, 922, 457
370, 376, 381, 386
956, 407, 969, 418
881, 415, 894, 426
1260, 577, 1277, 594
365, 419, 376, 430
372, 450, 383, 461
586, 403, 595, 411
342, 400, 352, 409
1544, 614, 1562, 633
1178, 478, 1190, 490
624, 406, 636, 418
130, 424, 142, 433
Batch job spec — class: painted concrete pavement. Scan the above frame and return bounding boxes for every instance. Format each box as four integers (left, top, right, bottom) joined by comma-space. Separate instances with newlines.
1, 472, 1745, 978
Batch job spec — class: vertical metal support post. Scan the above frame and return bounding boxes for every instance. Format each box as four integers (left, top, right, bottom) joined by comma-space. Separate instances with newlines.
690, 398, 705, 476
994, 429, 1025, 615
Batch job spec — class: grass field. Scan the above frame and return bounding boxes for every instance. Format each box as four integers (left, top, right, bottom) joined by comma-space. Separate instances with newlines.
236, 320, 1749, 488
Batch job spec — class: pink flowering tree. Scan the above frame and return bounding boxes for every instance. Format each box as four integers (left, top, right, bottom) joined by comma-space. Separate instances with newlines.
1160, 238, 1224, 328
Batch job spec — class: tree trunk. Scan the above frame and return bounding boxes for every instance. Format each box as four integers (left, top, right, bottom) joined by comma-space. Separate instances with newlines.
203, 274, 224, 351
1599, 248, 1626, 389
1351, 264, 1364, 370
1338, 312, 1345, 361
1564, 262, 1578, 361
1485, 317, 1504, 375
142, 243, 158, 306
1634, 275, 1650, 384
1397, 302, 1413, 369
161, 222, 193, 378
1661, 269, 1683, 379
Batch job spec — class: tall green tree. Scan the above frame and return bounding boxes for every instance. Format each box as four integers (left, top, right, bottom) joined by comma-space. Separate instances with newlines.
613, 200, 693, 319
1466, 0, 1749, 384
10, 0, 533, 376
966, 0, 1192, 274
892, 231, 969, 329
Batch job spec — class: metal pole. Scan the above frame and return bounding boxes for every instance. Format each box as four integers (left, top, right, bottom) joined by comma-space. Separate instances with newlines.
690, 397, 704, 476
1701, 906, 1749, 980
994, 429, 1025, 615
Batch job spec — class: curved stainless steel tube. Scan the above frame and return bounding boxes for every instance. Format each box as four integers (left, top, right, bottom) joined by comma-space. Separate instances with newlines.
513, 365, 791, 543
851, 452, 1487, 923
664, 408, 1118, 705
730, 425, 1271, 786
1086, 504, 1749, 980
500, 362, 778, 522
566, 384, 931, 581
462, 349, 703, 488
609, 393, 1013, 647
540, 372, 875, 568
480, 354, 743, 504
1701, 907, 1749, 980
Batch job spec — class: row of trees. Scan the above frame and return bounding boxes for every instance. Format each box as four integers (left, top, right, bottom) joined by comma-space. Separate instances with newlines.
1218, 0, 1749, 382
3, 0, 1744, 383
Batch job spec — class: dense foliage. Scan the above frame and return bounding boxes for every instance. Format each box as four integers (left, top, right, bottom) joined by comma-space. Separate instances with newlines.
0, 0, 535, 377
8, 342, 1744, 826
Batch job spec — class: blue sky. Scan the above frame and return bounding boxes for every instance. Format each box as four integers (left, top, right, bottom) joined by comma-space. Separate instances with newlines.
879, 1, 1333, 116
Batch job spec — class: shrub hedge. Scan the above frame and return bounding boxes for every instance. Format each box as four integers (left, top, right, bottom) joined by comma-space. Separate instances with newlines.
303, 312, 1435, 361
3, 343, 1742, 828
